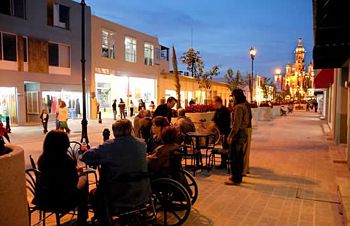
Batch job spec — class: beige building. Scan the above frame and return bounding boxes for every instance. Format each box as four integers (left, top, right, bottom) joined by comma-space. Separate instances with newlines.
158, 73, 231, 107
90, 16, 169, 118
0, 0, 91, 125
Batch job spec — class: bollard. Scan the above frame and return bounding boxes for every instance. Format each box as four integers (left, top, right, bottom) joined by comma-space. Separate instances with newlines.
98, 111, 102, 124
5, 116, 11, 133
103, 128, 110, 141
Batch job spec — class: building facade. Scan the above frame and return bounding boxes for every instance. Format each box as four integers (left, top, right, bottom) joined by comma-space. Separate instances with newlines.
90, 16, 169, 118
158, 73, 231, 107
0, 0, 91, 125
281, 38, 315, 100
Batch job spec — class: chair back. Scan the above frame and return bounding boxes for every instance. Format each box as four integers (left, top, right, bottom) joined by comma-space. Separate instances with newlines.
67, 141, 82, 163
25, 168, 40, 199
169, 149, 183, 181
29, 155, 37, 169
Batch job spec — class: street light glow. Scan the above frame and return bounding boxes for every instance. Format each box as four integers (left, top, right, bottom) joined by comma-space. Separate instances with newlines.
250, 47, 256, 59
275, 68, 281, 75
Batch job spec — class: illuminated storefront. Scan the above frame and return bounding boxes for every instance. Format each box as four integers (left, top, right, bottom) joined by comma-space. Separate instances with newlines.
0, 87, 17, 123
95, 73, 156, 117
41, 90, 84, 119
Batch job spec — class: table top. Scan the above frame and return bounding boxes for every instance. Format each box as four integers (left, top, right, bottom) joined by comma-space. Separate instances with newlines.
186, 132, 214, 137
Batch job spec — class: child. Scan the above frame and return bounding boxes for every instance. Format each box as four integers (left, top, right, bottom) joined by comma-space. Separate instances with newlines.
40, 109, 49, 133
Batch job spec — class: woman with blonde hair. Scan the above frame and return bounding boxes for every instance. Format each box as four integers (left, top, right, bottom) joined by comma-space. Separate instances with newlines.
57, 100, 71, 134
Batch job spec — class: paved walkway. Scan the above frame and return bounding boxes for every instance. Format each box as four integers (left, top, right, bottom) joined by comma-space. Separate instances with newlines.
19, 112, 349, 225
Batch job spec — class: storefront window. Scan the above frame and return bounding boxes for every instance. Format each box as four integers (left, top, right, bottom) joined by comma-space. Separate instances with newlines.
41, 91, 82, 118
96, 82, 111, 109
0, 87, 16, 123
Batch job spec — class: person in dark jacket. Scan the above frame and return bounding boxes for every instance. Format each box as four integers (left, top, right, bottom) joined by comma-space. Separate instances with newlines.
40, 109, 49, 133
82, 119, 150, 225
225, 89, 249, 186
139, 110, 153, 142
118, 98, 126, 119
34, 130, 88, 225
243, 101, 253, 175
112, 99, 117, 120
153, 97, 177, 123
211, 96, 231, 168
146, 116, 169, 154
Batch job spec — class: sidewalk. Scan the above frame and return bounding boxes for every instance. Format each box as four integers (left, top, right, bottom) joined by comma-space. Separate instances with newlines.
21, 112, 349, 225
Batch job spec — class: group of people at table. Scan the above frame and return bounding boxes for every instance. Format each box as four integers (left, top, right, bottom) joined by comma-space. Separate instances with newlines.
32, 88, 252, 225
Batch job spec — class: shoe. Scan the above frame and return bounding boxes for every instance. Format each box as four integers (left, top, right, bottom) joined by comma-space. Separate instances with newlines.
224, 180, 240, 186
228, 176, 232, 180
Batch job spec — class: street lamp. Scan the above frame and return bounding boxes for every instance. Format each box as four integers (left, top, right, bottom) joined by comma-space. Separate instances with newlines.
275, 68, 282, 92
80, 0, 89, 145
249, 47, 256, 102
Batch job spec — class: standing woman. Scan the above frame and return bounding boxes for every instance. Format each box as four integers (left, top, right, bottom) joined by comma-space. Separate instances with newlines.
129, 100, 134, 117
57, 101, 71, 134
118, 98, 126, 119
225, 89, 249, 185
112, 99, 117, 120
40, 109, 49, 134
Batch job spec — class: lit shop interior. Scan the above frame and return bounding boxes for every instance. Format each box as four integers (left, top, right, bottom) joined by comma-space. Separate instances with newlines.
95, 73, 156, 117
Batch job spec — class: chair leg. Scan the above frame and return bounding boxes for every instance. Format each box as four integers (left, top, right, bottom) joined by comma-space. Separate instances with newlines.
43, 212, 46, 226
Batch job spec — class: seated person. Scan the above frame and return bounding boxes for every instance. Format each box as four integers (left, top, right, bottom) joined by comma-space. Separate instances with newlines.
147, 126, 179, 177
139, 110, 152, 142
146, 116, 169, 154
173, 108, 195, 143
133, 110, 144, 138
34, 130, 88, 226
82, 119, 149, 225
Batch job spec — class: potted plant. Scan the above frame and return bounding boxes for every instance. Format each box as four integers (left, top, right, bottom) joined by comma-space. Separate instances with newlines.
271, 101, 281, 118
185, 104, 215, 127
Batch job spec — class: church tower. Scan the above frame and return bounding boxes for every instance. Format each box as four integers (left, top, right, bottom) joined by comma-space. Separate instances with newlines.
294, 38, 305, 74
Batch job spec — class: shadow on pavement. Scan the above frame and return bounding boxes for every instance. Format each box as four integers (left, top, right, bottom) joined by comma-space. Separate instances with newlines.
185, 208, 214, 226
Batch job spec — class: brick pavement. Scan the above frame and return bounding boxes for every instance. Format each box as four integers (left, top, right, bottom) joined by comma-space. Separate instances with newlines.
17, 112, 348, 225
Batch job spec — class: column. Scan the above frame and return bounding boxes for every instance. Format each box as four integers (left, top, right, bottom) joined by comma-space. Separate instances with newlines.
16, 86, 26, 125
335, 68, 348, 145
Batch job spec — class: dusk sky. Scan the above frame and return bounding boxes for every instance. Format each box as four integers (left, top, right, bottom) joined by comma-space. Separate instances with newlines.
84, 0, 313, 79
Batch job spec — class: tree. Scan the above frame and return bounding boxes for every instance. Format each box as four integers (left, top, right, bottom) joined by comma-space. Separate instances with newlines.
172, 46, 181, 109
181, 48, 203, 78
224, 68, 246, 91
198, 65, 220, 103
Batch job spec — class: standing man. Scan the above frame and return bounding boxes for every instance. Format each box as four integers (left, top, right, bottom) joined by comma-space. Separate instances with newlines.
112, 99, 117, 120
210, 96, 231, 168
153, 97, 177, 123
243, 100, 253, 175
314, 99, 318, 113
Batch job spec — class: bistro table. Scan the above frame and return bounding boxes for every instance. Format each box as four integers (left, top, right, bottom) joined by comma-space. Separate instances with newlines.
185, 131, 216, 175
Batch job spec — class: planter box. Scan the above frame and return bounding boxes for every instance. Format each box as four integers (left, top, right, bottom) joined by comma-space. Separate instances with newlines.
251, 108, 258, 128
258, 107, 272, 121
272, 105, 281, 118
186, 112, 215, 128
294, 104, 306, 111
0, 145, 29, 226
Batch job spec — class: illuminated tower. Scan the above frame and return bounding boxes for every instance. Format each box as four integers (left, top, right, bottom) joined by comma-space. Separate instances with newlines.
294, 38, 305, 74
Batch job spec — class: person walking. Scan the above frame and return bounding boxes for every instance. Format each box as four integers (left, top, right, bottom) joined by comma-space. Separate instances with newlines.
112, 99, 117, 120
314, 99, 318, 113
225, 89, 249, 186
129, 100, 134, 117
149, 101, 156, 112
118, 98, 126, 119
40, 109, 49, 133
57, 101, 71, 134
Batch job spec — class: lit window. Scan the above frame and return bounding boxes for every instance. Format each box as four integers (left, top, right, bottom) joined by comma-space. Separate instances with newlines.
0, 32, 17, 61
102, 30, 115, 59
49, 42, 70, 68
144, 42, 154, 66
125, 36, 136, 63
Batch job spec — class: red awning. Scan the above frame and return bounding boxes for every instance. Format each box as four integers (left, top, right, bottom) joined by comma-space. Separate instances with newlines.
314, 69, 334, 89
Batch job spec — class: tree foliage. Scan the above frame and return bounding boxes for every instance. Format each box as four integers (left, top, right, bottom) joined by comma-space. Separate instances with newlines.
198, 65, 220, 90
181, 48, 203, 78
224, 68, 247, 91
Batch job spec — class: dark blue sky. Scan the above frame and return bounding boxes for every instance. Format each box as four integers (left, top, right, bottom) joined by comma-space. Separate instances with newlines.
85, 0, 313, 78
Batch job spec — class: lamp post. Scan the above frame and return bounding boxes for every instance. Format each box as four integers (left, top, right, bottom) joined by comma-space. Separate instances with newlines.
80, 0, 89, 145
249, 47, 256, 102
275, 68, 282, 91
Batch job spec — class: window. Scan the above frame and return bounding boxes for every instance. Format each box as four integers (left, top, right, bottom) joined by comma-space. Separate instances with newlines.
144, 42, 154, 66
49, 42, 70, 67
125, 36, 136, 63
0, 32, 17, 61
101, 30, 115, 59
48, 3, 69, 29
0, 0, 26, 19
161, 46, 169, 61
26, 91, 39, 114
